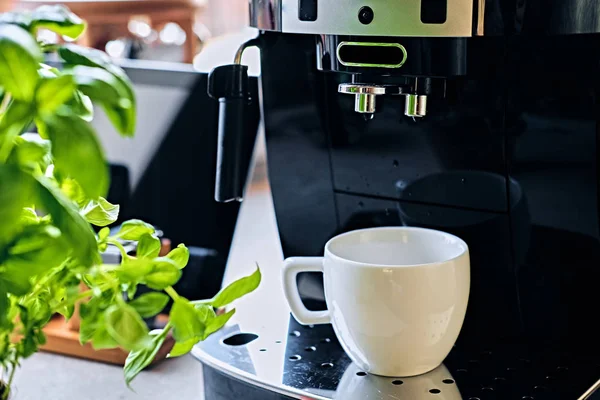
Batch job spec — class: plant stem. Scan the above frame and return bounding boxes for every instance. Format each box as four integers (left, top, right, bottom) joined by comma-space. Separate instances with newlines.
106, 238, 128, 259
2, 361, 17, 400
190, 299, 211, 306
0, 93, 11, 115
52, 279, 116, 311
164, 287, 179, 302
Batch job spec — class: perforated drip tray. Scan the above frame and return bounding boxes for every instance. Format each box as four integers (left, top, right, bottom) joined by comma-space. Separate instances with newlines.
193, 316, 600, 400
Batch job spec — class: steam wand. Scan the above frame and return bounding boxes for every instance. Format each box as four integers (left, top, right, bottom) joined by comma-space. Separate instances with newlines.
208, 38, 260, 203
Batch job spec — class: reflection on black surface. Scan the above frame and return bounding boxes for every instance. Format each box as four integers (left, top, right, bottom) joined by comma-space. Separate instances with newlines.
507, 35, 600, 353
336, 363, 461, 400
279, 317, 600, 400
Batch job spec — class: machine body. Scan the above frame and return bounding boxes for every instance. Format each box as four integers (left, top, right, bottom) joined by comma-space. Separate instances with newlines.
210, 0, 600, 387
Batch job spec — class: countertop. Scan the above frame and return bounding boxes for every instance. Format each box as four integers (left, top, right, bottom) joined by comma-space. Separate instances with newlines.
12, 353, 203, 400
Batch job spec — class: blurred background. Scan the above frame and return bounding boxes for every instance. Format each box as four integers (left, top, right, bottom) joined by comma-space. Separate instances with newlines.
0, 0, 251, 64
0, 0, 265, 305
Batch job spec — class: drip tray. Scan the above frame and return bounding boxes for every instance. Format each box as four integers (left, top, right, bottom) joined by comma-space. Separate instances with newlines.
192, 316, 600, 400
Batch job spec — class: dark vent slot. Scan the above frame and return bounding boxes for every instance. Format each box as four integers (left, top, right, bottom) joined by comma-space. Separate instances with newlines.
222, 333, 259, 346
337, 43, 406, 68
421, 0, 447, 24
299, 0, 318, 21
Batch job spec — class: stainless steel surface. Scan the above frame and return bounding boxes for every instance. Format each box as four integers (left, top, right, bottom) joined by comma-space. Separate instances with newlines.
234, 38, 261, 65
338, 84, 393, 95
404, 94, 428, 117
581, 379, 600, 400
355, 93, 376, 113
249, 0, 473, 37
475, 0, 485, 35
338, 83, 405, 114
249, 0, 600, 36
249, 0, 281, 31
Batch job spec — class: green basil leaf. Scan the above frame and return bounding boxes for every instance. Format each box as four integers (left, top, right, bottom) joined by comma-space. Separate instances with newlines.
170, 299, 204, 343
58, 44, 136, 136
20, 333, 38, 358
36, 74, 76, 114
21, 207, 40, 225
29, 5, 86, 39
0, 264, 32, 295
209, 267, 261, 308
28, 298, 51, 325
56, 303, 75, 321
102, 106, 133, 138
6, 224, 69, 276
116, 256, 153, 282
105, 304, 150, 351
0, 165, 36, 244
98, 227, 110, 242
166, 244, 189, 270
137, 234, 160, 259
195, 304, 216, 323
9, 224, 60, 254
203, 309, 236, 340
0, 101, 35, 160
35, 175, 99, 266
126, 284, 138, 300
144, 258, 181, 291
117, 219, 155, 240
67, 90, 94, 121
91, 324, 119, 350
60, 178, 87, 207
0, 24, 41, 100
168, 337, 198, 358
67, 65, 130, 104
124, 328, 168, 386
79, 300, 95, 320
8, 135, 51, 173
0, 283, 9, 329
129, 292, 169, 318
79, 316, 97, 344
66, 65, 134, 134
81, 197, 119, 227
42, 114, 108, 199
79, 298, 102, 344
97, 227, 110, 252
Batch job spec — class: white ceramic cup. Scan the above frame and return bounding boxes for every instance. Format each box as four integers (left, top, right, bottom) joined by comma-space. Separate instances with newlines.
282, 227, 470, 377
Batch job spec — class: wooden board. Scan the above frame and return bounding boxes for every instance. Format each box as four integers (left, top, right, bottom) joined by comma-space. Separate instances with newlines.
40, 315, 174, 365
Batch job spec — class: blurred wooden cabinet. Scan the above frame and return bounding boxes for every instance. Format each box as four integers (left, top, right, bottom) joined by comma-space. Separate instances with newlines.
17, 0, 203, 63
0, 0, 13, 12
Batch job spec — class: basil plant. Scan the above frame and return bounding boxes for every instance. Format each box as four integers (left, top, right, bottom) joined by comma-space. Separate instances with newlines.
0, 6, 260, 398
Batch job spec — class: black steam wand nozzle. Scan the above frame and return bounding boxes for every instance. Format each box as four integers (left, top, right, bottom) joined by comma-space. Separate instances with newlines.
208, 39, 260, 203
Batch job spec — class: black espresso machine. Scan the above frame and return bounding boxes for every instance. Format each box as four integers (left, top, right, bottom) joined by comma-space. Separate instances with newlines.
197, 0, 600, 398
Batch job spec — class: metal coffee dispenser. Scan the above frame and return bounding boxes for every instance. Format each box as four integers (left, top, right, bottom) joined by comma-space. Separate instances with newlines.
196, 0, 600, 398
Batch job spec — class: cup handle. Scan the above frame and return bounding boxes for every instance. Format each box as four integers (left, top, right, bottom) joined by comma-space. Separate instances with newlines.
282, 257, 331, 325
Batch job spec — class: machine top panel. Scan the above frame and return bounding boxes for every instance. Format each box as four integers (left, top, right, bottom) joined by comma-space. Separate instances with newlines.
251, 0, 474, 37
250, 0, 600, 36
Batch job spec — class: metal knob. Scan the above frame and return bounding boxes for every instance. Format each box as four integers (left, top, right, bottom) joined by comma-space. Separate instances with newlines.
338, 84, 404, 114
404, 94, 427, 117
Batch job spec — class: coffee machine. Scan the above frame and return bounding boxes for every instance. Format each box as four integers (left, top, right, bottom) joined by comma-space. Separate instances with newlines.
201, 0, 600, 398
